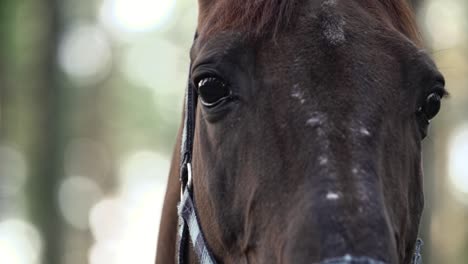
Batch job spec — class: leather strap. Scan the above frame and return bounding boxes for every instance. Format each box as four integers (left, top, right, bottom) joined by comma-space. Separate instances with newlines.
177, 32, 218, 264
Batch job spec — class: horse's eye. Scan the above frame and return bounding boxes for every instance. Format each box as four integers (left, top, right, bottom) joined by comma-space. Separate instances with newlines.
417, 92, 443, 139
197, 77, 231, 107
422, 93, 441, 120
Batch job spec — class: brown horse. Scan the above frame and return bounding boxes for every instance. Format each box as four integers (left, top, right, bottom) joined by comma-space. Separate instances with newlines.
156, 0, 447, 263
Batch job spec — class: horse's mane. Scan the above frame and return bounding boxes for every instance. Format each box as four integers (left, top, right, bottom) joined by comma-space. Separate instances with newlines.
199, 0, 422, 46
199, 0, 297, 37
364, 0, 423, 46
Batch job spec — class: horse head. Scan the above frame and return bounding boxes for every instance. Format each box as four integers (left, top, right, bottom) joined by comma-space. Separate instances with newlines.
157, 1, 447, 263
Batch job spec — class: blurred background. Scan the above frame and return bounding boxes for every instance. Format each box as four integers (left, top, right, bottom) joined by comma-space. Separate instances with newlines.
0, 0, 466, 263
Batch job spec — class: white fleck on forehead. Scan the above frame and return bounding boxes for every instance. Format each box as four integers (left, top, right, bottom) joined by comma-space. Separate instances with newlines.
323, 0, 337, 5
318, 156, 328, 165
349, 122, 372, 138
321, 0, 346, 46
326, 191, 340, 200
305, 112, 336, 181
306, 117, 322, 127
291, 83, 306, 104
359, 127, 371, 136
306, 112, 326, 128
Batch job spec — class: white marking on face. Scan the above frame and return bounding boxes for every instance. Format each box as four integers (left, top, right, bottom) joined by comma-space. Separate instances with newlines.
321, 0, 346, 46
359, 127, 371, 136
326, 191, 340, 200
352, 167, 359, 175
291, 84, 306, 104
306, 112, 325, 127
319, 156, 328, 165
324, 0, 337, 6
306, 117, 321, 127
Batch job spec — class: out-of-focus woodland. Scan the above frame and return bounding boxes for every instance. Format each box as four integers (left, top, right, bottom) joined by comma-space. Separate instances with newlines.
0, 0, 467, 263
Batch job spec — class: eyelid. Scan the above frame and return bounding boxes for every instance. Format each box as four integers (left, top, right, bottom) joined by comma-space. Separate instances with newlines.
432, 74, 449, 97
435, 74, 445, 86
431, 85, 449, 98
191, 68, 226, 89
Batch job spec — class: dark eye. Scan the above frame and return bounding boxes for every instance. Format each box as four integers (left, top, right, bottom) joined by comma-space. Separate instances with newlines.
421, 92, 442, 120
417, 92, 443, 139
197, 77, 231, 107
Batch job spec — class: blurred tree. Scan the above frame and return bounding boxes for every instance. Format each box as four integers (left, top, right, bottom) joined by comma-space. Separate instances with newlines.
25, 0, 66, 263
0, 0, 10, 139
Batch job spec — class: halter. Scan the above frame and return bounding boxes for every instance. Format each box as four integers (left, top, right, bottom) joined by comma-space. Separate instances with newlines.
177, 33, 217, 263
175, 34, 424, 264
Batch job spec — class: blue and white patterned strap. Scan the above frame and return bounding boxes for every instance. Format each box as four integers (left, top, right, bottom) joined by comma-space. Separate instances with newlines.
176, 210, 187, 264
178, 187, 217, 264
411, 238, 423, 264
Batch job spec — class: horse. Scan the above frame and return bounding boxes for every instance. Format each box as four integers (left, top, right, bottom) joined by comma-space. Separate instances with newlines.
156, 0, 447, 263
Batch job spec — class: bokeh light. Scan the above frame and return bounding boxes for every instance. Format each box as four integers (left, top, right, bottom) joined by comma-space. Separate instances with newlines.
424, 0, 466, 50
89, 198, 126, 242
121, 38, 185, 122
88, 151, 169, 264
118, 151, 169, 194
58, 24, 112, 85
58, 176, 103, 230
448, 123, 468, 204
0, 219, 42, 264
122, 38, 180, 92
99, 0, 177, 34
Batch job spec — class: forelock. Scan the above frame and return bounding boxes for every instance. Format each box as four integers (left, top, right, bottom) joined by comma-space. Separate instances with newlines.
198, 0, 298, 38
197, 0, 422, 47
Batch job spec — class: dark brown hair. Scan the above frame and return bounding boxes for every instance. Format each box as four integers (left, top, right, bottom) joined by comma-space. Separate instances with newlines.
362, 0, 423, 46
199, 0, 422, 46
199, 0, 297, 37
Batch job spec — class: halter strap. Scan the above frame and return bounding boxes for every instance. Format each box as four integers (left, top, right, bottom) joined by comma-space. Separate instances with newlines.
178, 173, 216, 264
411, 238, 424, 264
177, 32, 218, 264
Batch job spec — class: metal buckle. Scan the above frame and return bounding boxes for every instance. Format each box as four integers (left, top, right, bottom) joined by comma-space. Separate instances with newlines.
180, 162, 193, 200
186, 163, 193, 189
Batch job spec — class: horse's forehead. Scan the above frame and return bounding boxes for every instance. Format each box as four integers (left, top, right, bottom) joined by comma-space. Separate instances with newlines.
194, 0, 350, 48
319, 0, 346, 46
192, 0, 421, 89
190, 32, 246, 66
